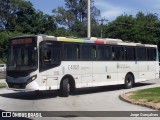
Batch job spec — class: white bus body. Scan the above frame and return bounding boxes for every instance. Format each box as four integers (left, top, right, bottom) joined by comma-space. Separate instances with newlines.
6, 35, 159, 96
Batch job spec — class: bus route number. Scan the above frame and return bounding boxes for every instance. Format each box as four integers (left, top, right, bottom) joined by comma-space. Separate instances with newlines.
68, 65, 79, 70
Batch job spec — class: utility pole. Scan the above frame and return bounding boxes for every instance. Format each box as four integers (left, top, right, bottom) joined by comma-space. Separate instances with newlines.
99, 18, 108, 38
87, 0, 91, 38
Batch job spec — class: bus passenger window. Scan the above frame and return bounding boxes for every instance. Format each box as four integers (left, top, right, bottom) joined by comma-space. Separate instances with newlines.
92, 46, 96, 60
97, 46, 111, 61
43, 48, 51, 64
112, 52, 115, 60
81, 45, 95, 60
137, 47, 147, 61
147, 48, 156, 61
63, 44, 79, 61
51, 48, 60, 64
112, 46, 124, 61
125, 47, 135, 61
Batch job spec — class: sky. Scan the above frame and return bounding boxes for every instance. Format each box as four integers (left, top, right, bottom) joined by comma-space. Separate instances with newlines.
26, 0, 160, 21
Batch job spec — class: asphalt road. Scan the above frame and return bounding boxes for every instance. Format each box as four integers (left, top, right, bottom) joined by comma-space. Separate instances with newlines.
0, 79, 160, 120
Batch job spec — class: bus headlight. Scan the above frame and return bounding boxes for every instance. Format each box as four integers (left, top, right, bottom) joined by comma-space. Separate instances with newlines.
27, 75, 37, 84
31, 75, 37, 81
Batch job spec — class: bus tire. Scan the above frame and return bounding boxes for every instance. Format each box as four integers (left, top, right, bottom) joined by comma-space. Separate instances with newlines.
35, 90, 42, 95
61, 78, 70, 97
124, 73, 134, 89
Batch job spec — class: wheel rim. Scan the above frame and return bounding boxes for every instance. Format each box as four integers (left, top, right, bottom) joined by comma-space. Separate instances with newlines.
127, 77, 132, 86
67, 83, 70, 93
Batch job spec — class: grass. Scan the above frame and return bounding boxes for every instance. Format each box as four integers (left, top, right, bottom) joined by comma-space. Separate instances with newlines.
0, 83, 6, 88
0, 59, 5, 64
130, 87, 160, 103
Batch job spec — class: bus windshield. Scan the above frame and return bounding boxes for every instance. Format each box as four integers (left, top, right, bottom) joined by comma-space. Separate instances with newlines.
7, 38, 38, 71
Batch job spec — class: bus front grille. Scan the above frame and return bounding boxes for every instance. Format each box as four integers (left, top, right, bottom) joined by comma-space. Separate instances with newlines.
7, 82, 27, 89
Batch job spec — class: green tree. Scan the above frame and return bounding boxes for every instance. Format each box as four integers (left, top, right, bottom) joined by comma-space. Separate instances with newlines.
0, 0, 33, 29
52, 0, 101, 37
15, 9, 57, 34
0, 0, 57, 34
64, 0, 100, 22
134, 12, 159, 44
53, 27, 72, 37
104, 12, 160, 44
26, 11, 56, 34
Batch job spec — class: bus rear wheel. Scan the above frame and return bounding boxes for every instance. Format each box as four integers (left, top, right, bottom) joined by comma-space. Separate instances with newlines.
60, 78, 70, 97
124, 74, 134, 89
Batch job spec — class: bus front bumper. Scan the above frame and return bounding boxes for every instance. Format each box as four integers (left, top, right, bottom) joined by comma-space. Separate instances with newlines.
7, 81, 39, 92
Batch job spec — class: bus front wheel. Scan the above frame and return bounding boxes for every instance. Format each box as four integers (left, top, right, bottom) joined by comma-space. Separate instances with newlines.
124, 74, 134, 89
60, 78, 70, 97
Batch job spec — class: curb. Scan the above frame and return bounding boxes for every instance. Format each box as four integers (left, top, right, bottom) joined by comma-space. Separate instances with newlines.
119, 92, 160, 110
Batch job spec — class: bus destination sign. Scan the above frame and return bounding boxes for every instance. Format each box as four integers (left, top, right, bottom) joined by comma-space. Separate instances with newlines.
11, 38, 33, 45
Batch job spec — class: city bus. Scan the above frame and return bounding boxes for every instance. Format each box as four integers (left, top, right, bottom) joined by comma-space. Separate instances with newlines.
6, 35, 159, 97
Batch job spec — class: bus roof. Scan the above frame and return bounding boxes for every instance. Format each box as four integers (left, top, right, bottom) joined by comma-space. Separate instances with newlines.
12, 34, 156, 48
39, 35, 157, 48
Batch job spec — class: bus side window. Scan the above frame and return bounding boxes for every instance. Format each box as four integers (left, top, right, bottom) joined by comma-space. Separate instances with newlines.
92, 46, 96, 60
63, 43, 79, 61
112, 46, 124, 61
81, 44, 94, 60
112, 52, 115, 60
147, 48, 156, 61
125, 47, 135, 61
39, 41, 61, 72
137, 47, 147, 61
51, 48, 60, 64
97, 45, 111, 61
43, 48, 51, 64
